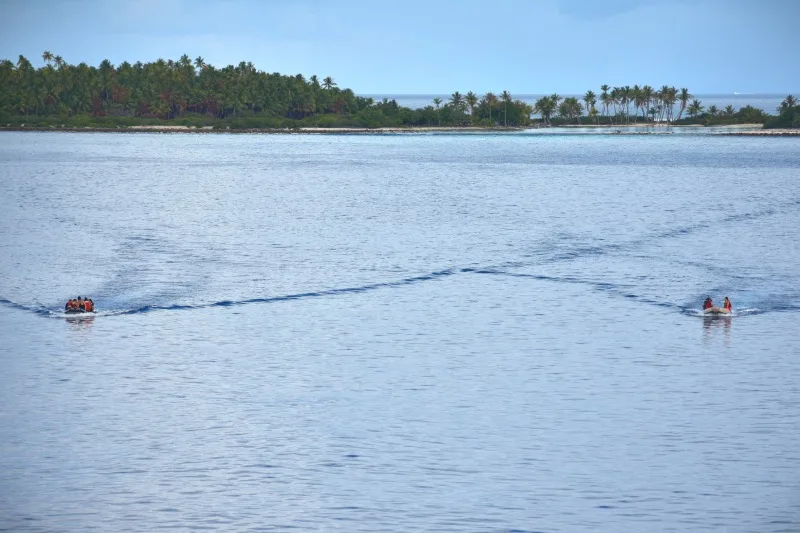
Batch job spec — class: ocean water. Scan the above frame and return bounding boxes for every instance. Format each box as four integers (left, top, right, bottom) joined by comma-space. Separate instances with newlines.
370, 93, 791, 115
1, 131, 799, 532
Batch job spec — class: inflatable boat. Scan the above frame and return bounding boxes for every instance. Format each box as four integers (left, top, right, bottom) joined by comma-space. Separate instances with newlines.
703, 306, 731, 315
65, 308, 95, 314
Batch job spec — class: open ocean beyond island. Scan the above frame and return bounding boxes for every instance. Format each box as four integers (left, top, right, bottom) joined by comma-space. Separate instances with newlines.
1, 131, 799, 532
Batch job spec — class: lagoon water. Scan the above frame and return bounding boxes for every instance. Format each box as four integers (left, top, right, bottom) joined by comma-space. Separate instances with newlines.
1, 131, 799, 532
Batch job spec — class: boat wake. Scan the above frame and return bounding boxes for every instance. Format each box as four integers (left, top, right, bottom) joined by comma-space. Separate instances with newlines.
2, 266, 798, 320
2, 197, 798, 320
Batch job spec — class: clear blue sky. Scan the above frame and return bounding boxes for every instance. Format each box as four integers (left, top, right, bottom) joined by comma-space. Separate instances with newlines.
1, 0, 797, 94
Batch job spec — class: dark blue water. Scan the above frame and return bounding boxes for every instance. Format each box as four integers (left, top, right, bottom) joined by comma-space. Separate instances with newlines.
1, 132, 799, 532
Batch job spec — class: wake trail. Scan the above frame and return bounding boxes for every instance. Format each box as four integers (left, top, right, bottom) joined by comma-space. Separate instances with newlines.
493, 199, 798, 271
3, 261, 798, 318
3, 199, 798, 320
0, 268, 463, 318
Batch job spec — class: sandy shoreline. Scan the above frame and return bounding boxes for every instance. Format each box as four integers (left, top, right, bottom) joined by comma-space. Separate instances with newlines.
0, 125, 525, 134
0, 124, 797, 135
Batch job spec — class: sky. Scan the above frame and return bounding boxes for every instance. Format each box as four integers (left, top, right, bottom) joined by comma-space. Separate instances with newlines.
0, 0, 798, 94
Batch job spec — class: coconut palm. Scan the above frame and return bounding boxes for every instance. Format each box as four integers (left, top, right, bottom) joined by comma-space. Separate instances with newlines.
676, 88, 692, 120
322, 76, 336, 90
640, 85, 654, 122
42, 51, 53, 66
779, 95, 797, 112
583, 90, 596, 122
687, 99, 704, 119
449, 91, 465, 112
516, 100, 533, 126
599, 84, 609, 117
501, 90, 511, 126
724, 105, 735, 116
534, 96, 555, 125
432, 97, 442, 125
658, 85, 672, 122
484, 92, 497, 123
600, 91, 612, 122
465, 91, 478, 116
558, 97, 583, 124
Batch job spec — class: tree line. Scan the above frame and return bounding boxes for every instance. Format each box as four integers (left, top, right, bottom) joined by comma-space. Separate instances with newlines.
0, 52, 794, 129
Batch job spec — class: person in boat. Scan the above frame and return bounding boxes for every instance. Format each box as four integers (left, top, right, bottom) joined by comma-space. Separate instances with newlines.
84, 298, 94, 312
703, 297, 713, 310
723, 297, 732, 312
65, 299, 73, 311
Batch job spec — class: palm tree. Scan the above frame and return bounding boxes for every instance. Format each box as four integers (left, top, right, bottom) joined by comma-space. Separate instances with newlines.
708, 105, 718, 117
558, 97, 583, 124
501, 90, 511, 126
599, 84, 609, 118
432, 97, 442, 125
676, 88, 692, 120
465, 91, 478, 116
322, 76, 336, 90
449, 91, 464, 112
600, 91, 612, 122
42, 51, 53, 66
631, 85, 643, 122
484, 92, 497, 123
641, 85, 654, 122
658, 85, 672, 122
621, 85, 632, 123
779, 95, 797, 112
724, 105, 735, 116
534, 96, 555, 125
583, 90, 596, 122
687, 98, 704, 119
517, 100, 533, 126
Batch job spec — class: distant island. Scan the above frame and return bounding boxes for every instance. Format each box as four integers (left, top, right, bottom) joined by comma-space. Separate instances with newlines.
1, 53, 798, 132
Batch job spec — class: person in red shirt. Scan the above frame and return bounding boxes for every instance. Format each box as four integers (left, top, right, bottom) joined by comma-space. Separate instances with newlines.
703, 297, 713, 310
723, 297, 732, 312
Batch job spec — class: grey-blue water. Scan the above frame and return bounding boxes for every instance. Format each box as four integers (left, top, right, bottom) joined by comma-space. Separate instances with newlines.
1, 131, 799, 532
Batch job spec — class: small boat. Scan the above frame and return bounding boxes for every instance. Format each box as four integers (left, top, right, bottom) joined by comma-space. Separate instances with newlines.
65, 308, 94, 314
703, 306, 730, 315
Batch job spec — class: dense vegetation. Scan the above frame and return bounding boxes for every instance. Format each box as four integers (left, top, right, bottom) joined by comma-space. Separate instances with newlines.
764, 95, 799, 129
0, 53, 795, 129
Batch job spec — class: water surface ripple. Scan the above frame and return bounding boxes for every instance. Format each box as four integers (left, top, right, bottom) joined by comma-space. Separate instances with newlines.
1, 132, 799, 532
